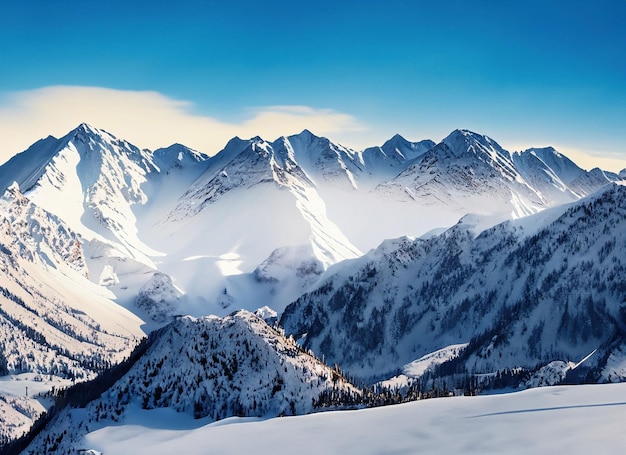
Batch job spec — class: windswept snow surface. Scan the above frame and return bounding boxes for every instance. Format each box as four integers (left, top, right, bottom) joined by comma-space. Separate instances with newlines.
82, 383, 626, 454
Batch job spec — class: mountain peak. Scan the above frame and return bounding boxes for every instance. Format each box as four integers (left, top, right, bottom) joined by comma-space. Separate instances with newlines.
441, 128, 506, 159
446, 128, 483, 141
76, 121, 96, 131
291, 129, 328, 145
66, 122, 115, 147
382, 133, 410, 148
525, 146, 558, 156
73, 122, 102, 137
2, 180, 22, 201
298, 128, 315, 137
152, 143, 209, 172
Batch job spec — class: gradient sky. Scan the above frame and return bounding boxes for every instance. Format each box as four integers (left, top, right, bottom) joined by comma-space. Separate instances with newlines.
1, 0, 625, 170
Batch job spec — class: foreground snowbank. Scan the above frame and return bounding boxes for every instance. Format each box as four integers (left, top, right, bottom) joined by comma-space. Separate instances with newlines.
84, 383, 626, 454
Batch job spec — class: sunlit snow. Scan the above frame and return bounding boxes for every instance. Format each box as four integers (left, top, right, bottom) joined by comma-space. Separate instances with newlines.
83, 384, 626, 454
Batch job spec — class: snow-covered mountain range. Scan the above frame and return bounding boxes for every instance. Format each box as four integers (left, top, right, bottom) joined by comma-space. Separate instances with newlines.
281, 183, 626, 382
0, 124, 620, 319
0, 122, 624, 451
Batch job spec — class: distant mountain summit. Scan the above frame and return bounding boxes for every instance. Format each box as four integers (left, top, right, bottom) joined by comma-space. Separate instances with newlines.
361, 134, 434, 180
0, 123, 158, 261
382, 133, 435, 161
152, 143, 209, 173
375, 129, 621, 218
376, 129, 544, 216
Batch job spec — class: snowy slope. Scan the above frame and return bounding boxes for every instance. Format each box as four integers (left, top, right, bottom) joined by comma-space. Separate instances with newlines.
0, 125, 214, 313
568, 167, 621, 196
0, 135, 65, 194
512, 147, 621, 205
166, 131, 362, 269
20, 310, 360, 454
4, 124, 160, 263
512, 147, 584, 204
145, 131, 363, 315
513, 147, 585, 184
0, 186, 145, 444
33, 383, 626, 455
281, 183, 626, 382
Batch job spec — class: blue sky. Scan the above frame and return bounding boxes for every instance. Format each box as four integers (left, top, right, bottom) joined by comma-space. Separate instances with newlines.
1, 0, 625, 170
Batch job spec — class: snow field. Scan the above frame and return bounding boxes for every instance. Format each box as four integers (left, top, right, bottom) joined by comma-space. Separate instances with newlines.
83, 383, 626, 454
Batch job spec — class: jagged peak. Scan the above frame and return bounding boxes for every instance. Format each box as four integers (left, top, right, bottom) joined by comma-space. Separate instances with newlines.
440, 128, 509, 159
154, 143, 208, 160
271, 135, 292, 147
70, 122, 108, 139
288, 129, 330, 146
522, 146, 561, 158
64, 124, 147, 156
5, 180, 21, 194
527, 146, 557, 153
228, 308, 263, 323
217, 135, 265, 154
445, 128, 486, 142
223, 135, 247, 147
382, 133, 410, 148
1, 180, 26, 204
60, 123, 114, 149
75, 122, 97, 132
298, 128, 316, 138
165, 142, 189, 150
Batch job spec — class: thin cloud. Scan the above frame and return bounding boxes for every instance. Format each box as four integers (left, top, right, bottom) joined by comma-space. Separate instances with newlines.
0, 86, 367, 164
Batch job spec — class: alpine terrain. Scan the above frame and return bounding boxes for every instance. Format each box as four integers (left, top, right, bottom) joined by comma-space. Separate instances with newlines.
0, 123, 624, 453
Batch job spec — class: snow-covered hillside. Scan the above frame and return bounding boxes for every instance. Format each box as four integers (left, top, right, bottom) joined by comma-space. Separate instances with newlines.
20, 310, 360, 454
164, 131, 362, 273
0, 184, 145, 444
281, 183, 626, 382
36, 383, 626, 454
